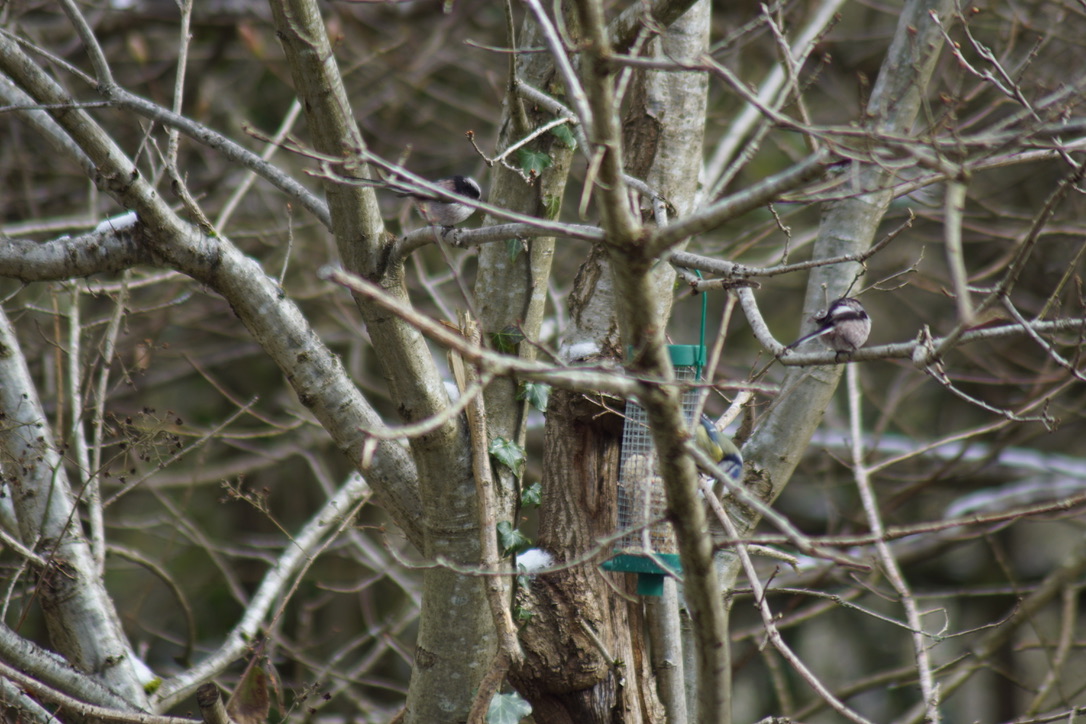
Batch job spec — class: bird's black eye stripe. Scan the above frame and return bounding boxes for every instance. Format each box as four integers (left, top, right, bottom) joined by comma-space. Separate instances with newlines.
454, 177, 482, 199
830, 309, 868, 322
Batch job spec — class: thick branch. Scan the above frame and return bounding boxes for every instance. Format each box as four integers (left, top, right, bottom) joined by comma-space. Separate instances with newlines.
153, 473, 371, 709
0, 10, 424, 546
0, 307, 149, 706
0, 228, 152, 281
741, 0, 954, 511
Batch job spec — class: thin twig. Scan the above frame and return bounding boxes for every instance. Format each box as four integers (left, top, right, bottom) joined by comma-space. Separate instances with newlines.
321, 267, 640, 398
89, 275, 128, 571
846, 365, 941, 722
521, 0, 593, 129
712, 486, 878, 724
943, 178, 973, 326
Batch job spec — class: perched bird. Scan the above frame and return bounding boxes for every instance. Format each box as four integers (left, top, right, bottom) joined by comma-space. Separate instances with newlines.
353, 174, 482, 228
786, 297, 871, 355
398, 175, 481, 228
694, 414, 743, 483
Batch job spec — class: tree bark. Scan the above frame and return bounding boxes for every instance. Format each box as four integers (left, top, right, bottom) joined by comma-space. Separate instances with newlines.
0, 308, 149, 710
512, 389, 664, 723
267, 3, 490, 720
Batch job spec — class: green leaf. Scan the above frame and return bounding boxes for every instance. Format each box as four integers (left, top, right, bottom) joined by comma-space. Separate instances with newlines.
550, 123, 576, 149
506, 237, 526, 262
514, 604, 534, 624
496, 520, 532, 556
487, 690, 533, 724
489, 436, 526, 477
517, 381, 550, 411
517, 147, 552, 176
521, 481, 542, 508
490, 326, 525, 354
543, 193, 561, 219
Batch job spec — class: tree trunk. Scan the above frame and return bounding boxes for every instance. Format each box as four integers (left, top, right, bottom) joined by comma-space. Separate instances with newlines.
512, 389, 664, 723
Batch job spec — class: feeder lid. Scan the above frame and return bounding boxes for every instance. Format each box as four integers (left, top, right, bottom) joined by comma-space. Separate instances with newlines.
667, 344, 705, 368
625, 344, 706, 368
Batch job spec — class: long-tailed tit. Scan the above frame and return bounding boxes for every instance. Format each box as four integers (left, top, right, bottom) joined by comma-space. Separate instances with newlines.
786, 297, 871, 355
399, 175, 481, 227
356, 174, 482, 228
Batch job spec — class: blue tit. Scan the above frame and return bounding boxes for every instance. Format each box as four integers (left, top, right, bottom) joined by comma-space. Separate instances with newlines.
695, 414, 743, 482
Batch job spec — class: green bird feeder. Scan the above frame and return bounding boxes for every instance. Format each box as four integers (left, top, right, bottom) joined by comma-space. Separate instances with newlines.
602, 290, 709, 596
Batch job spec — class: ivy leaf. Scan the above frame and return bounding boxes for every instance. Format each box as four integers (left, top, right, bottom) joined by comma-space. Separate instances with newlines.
550, 123, 576, 149
489, 436, 526, 477
487, 690, 533, 724
517, 381, 550, 411
521, 481, 542, 508
517, 147, 552, 176
543, 193, 561, 219
514, 604, 534, 624
506, 237, 526, 261
490, 326, 525, 354
496, 521, 532, 556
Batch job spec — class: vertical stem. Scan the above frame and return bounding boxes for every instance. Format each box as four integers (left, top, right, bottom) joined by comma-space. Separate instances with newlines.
646, 578, 688, 723
167, 0, 194, 166
847, 364, 940, 722
943, 178, 972, 326
64, 286, 101, 573
89, 276, 129, 572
